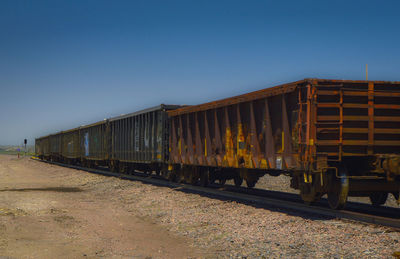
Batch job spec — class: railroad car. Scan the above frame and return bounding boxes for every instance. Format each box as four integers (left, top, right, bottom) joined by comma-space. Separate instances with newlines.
167, 79, 400, 209
61, 127, 80, 164
49, 133, 62, 161
108, 105, 180, 174
79, 120, 109, 168
35, 104, 180, 173
35, 135, 50, 160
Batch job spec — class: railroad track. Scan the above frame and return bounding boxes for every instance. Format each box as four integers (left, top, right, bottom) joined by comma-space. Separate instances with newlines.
32, 158, 400, 230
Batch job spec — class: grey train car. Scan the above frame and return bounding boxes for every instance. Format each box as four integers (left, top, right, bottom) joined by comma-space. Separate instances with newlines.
49, 133, 62, 161
61, 127, 81, 163
35, 135, 50, 160
35, 104, 181, 175
109, 104, 181, 174
79, 120, 109, 168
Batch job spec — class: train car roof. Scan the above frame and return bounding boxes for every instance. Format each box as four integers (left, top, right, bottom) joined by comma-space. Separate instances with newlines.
36, 135, 50, 141
79, 119, 108, 130
168, 78, 400, 116
36, 104, 183, 139
109, 104, 182, 122
60, 126, 81, 134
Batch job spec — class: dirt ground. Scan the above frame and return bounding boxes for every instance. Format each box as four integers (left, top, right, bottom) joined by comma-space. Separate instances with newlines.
0, 154, 399, 258
0, 155, 204, 258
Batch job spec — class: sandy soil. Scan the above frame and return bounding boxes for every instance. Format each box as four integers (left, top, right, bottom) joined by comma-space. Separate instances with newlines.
0, 155, 204, 258
0, 155, 399, 258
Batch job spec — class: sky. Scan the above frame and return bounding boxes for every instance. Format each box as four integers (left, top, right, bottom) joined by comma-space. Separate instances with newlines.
0, 0, 399, 145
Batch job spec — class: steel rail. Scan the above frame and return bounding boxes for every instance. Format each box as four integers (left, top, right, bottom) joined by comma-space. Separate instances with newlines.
32, 158, 400, 230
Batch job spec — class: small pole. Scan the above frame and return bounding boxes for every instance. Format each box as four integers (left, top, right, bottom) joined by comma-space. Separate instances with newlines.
24, 139, 27, 156
366, 64, 368, 81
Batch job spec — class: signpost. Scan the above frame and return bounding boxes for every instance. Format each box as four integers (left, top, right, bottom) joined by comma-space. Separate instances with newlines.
24, 139, 27, 156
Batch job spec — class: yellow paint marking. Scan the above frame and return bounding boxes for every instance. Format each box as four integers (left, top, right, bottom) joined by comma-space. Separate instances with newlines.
204, 138, 207, 157
320, 172, 323, 186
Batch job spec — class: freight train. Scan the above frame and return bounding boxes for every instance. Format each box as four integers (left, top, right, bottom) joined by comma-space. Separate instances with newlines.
35, 79, 400, 209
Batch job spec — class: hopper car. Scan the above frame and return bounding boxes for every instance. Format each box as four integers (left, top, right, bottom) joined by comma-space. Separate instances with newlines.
35, 79, 400, 209
36, 104, 180, 172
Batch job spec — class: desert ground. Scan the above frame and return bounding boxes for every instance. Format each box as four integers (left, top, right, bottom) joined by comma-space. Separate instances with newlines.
0, 154, 399, 258
0, 155, 203, 258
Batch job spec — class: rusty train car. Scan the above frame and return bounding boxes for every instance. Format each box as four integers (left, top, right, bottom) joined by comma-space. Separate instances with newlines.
167, 79, 400, 209
35, 79, 400, 209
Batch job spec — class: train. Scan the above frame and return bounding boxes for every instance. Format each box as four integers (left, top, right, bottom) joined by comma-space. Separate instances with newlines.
35, 79, 400, 209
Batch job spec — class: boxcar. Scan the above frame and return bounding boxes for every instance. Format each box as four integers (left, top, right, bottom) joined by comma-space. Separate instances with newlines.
35, 135, 50, 159
35, 137, 42, 158
49, 133, 62, 161
168, 79, 400, 209
109, 104, 181, 174
61, 127, 80, 163
79, 120, 109, 167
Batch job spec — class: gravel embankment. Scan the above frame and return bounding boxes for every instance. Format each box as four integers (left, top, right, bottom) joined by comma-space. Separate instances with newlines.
74, 172, 400, 258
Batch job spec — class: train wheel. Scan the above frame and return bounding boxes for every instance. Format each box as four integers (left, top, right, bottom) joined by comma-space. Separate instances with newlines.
209, 174, 216, 185
234, 176, 243, 187
165, 171, 175, 182
183, 168, 192, 183
369, 192, 388, 207
110, 161, 118, 173
327, 167, 349, 210
176, 170, 184, 183
393, 192, 400, 206
118, 163, 126, 174
393, 192, 399, 202
189, 172, 199, 185
246, 180, 256, 188
126, 167, 133, 175
299, 174, 323, 205
300, 186, 320, 205
200, 170, 209, 187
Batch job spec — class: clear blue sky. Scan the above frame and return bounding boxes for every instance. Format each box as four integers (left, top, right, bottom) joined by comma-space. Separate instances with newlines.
1, 0, 399, 145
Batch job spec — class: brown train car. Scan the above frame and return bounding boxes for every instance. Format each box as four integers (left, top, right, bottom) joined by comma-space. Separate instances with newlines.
79, 120, 109, 167
167, 79, 400, 209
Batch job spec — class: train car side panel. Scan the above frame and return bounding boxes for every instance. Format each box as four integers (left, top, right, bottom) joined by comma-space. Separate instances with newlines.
168, 82, 301, 171
79, 121, 108, 163
49, 133, 62, 161
61, 128, 80, 160
168, 79, 400, 208
110, 105, 180, 167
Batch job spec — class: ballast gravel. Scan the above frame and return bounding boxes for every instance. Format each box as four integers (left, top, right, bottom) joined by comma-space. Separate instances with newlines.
77, 173, 400, 258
